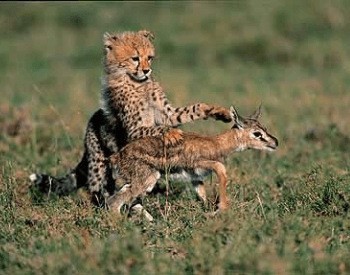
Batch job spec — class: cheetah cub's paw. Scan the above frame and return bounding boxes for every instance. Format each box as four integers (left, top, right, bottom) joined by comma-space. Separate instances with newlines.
210, 107, 233, 123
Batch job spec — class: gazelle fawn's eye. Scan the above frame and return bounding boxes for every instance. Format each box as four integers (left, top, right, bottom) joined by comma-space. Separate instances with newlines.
132, 57, 139, 62
253, 132, 262, 138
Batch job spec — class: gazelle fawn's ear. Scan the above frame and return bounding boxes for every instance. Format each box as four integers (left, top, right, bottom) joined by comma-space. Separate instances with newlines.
250, 104, 262, 120
138, 30, 155, 40
230, 106, 243, 129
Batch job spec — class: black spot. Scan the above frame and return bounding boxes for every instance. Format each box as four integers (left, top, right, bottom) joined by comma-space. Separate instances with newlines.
175, 107, 180, 112
93, 168, 99, 173
190, 115, 194, 120
192, 106, 196, 112
177, 115, 182, 123
205, 107, 214, 115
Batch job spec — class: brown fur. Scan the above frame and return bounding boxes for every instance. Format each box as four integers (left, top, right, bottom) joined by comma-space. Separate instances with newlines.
108, 107, 278, 216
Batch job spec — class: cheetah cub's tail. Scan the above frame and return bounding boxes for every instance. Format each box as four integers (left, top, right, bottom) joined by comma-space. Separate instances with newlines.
30, 172, 77, 197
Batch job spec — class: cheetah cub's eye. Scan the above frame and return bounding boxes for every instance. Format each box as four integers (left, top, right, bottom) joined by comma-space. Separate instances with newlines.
148, 56, 154, 61
132, 57, 140, 62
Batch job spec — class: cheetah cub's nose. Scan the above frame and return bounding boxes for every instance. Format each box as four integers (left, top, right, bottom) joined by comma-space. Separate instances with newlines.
143, 69, 151, 75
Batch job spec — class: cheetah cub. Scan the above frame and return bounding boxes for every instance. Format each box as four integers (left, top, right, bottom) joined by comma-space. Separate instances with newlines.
109, 106, 278, 219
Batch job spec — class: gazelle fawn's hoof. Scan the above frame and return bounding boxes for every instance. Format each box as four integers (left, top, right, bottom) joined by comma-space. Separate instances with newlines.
131, 204, 154, 222
218, 200, 228, 211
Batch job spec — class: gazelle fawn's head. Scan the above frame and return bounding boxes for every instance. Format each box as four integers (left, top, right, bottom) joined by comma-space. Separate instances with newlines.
230, 106, 278, 151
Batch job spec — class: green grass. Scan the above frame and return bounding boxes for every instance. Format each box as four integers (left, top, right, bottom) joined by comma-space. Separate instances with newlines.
1, 1, 350, 274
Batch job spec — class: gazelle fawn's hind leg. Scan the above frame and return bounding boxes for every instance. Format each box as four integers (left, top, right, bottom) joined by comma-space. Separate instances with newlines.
107, 183, 132, 214
192, 181, 207, 202
129, 170, 160, 221
107, 170, 160, 218
198, 161, 229, 211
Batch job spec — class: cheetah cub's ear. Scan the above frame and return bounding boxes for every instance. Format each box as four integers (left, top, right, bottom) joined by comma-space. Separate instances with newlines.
103, 32, 115, 51
230, 106, 243, 129
138, 30, 155, 40
103, 32, 112, 41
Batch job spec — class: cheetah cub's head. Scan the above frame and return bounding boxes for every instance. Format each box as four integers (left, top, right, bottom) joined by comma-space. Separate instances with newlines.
104, 30, 155, 82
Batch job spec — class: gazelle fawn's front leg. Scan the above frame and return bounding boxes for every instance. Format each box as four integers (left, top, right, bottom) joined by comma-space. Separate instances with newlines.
198, 161, 229, 211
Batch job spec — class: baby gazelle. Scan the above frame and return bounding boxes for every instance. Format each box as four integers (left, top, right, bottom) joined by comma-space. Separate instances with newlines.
109, 106, 278, 218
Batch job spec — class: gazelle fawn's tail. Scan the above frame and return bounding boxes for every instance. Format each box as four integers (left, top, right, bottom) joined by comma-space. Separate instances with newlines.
29, 172, 77, 197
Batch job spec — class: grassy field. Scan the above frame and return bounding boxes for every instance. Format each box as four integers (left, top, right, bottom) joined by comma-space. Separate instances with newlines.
1, 1, 350, 274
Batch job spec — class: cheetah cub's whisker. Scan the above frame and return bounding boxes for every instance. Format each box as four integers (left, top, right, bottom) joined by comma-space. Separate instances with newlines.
108, 106, 278, 219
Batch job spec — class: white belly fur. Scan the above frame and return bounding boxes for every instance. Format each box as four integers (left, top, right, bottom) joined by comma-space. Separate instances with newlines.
169, 168, 212, 182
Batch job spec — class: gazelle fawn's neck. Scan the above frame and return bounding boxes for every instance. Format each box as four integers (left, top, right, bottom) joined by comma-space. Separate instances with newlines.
217, 128, 247, 153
